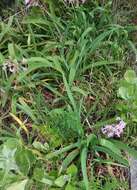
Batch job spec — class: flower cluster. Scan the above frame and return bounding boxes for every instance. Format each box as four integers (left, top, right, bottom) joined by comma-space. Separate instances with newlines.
101, 118, 126, 138
2, 59, 19, 74
2, 58, 27, 74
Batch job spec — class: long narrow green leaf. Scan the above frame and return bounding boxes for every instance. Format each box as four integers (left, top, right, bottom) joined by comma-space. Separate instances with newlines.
87, 134, 98, 147
18, 57, 52, 80
60, 148, 79, 173
46, 142, 81, 159
17, 98, 37, 123
82, 60, 121, 73
18, 56, 63, 81
89, 30, 113, 53
95, 146, 129, 167
62, 73, 77, 112
94, 158, 127, 168
81, 147, 89, 190
99, 139, 121, 155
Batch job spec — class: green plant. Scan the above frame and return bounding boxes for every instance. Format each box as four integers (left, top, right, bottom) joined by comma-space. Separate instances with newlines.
118, 69, 137, 122
1, 0, 137, 189
47, 134, 137, 189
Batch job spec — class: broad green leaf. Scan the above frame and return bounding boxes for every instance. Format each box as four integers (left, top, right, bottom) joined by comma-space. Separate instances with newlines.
81, 147, 89, 190
5, 138, 20, 150
124, 70, 137, 84
54, 175, 70, 187
15, 149, 36, 175
118, 87, 129, 100
66, 164, 78, 176
6, 179, 28, 190
41, 178, 53, 186
65, 183, 77, 190
0, 170, 18, 187
33, 168, 45, 181
0, 145, 18, 171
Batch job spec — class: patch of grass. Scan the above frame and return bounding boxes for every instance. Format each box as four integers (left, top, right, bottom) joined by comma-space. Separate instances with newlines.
0, 0, 137, 189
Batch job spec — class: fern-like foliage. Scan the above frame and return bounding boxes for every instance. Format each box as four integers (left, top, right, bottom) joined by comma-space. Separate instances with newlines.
47, 109, 82, 143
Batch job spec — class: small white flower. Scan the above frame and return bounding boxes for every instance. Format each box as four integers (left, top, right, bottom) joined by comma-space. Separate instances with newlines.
2, 60, 18, 74
2, 58, 28, 74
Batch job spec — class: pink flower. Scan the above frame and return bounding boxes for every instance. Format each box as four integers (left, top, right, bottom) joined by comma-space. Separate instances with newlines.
101, 118, 126, 138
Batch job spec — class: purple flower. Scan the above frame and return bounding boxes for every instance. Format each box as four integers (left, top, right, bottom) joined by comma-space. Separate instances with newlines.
101, 118, 126, 138
25, 0, 38, 8
114, 120, 126, 137
101, 124, 116, 138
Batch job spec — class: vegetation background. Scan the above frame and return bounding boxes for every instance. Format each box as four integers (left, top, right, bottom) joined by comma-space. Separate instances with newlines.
1, 0, 137, 189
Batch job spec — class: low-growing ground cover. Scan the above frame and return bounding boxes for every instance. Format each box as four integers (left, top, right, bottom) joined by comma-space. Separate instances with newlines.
1, 0, 137, 189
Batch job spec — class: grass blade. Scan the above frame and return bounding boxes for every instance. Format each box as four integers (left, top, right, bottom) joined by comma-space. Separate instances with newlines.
81, 147, 89, 190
